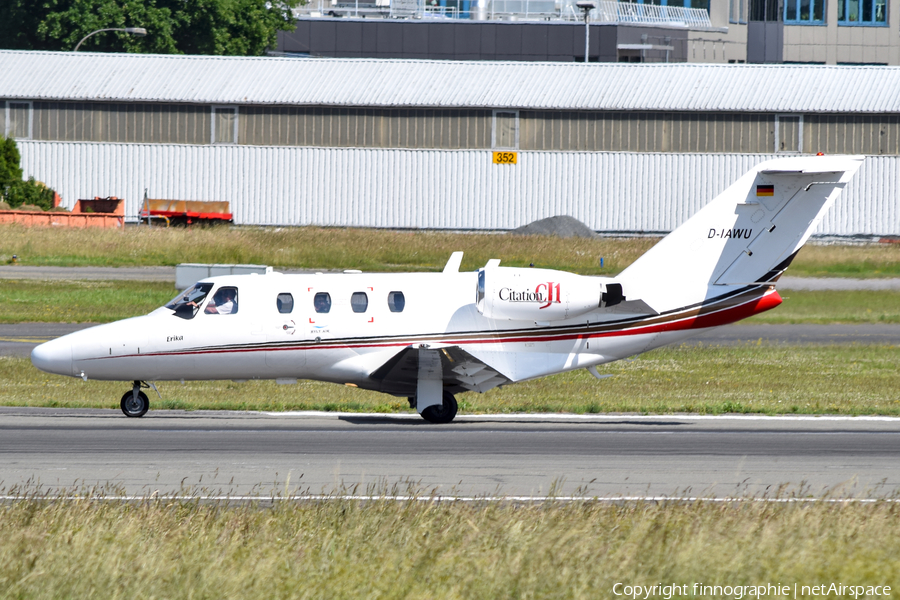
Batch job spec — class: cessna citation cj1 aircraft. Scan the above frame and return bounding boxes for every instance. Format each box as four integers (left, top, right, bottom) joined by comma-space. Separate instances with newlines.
32, 155, 863, 423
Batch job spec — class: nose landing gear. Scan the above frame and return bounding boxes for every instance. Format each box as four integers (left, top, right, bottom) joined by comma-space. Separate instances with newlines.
120, 380, 157, 418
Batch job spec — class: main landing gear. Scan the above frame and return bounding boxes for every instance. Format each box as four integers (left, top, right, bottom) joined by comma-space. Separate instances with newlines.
120, 380, 152, 418
415, 390, 458, 424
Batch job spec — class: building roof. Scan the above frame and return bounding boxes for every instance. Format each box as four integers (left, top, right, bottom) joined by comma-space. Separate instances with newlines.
3, 50, 900, 113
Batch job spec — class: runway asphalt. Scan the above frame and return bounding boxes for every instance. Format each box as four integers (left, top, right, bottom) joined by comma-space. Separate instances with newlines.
0, 407, 897, 498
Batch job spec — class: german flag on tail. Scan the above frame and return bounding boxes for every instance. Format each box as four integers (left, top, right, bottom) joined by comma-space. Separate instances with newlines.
756, 184, 774, 196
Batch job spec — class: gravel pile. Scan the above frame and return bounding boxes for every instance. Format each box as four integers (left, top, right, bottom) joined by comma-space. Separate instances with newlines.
511, 215, 598, 239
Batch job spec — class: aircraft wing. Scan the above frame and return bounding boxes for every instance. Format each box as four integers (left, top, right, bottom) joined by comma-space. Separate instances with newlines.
369, 345, 511, 397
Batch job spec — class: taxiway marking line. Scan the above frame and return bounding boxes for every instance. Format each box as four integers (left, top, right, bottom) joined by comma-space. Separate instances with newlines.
262, 411, 900, 422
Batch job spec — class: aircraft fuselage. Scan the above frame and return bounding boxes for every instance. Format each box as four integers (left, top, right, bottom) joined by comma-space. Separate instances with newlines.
32, 269, 780, 393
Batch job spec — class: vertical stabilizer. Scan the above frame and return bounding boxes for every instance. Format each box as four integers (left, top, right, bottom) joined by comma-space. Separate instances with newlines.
617, 155, 863, 314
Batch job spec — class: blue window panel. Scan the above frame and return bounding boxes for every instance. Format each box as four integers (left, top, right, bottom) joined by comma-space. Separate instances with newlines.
784, 0, 825, 23
837, 0, 887, 24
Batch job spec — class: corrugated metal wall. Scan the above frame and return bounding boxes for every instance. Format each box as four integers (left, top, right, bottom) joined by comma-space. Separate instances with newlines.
17, 141, 899, 235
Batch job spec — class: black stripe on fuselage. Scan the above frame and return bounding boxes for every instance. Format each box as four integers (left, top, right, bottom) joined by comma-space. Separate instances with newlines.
91, 284, 772, 361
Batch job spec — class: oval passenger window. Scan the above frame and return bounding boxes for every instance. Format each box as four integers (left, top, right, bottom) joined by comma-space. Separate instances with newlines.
388, 291, 405, 312
351, 292, 368, 313
313, 292, 331, 314
276, 293, 294, 314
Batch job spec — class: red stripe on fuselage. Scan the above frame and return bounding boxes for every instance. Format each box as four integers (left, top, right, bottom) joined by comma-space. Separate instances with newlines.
584, 287, 782, 341
444, 287, 782, 347
96, 287, 782, 362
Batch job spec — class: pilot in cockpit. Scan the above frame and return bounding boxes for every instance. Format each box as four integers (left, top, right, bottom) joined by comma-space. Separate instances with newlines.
205, 287, 238, 315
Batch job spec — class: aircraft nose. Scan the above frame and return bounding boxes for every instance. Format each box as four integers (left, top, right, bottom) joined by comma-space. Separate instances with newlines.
31, 337, 74, 376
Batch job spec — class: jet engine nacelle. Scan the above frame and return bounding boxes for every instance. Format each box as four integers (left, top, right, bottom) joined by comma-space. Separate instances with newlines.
476, 266, 623, 322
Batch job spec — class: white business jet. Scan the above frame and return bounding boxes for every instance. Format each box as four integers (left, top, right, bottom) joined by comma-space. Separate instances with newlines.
32, 155, 863, 422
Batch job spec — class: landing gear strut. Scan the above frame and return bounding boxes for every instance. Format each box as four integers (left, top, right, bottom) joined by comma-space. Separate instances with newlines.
120, 380, 150, 418
420, 390, 458, 424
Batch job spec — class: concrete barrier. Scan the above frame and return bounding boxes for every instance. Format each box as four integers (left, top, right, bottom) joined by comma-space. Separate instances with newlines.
0, 210, 124, 228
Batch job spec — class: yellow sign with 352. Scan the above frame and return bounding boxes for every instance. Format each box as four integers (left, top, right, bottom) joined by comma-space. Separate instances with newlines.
492, 151, 518, 164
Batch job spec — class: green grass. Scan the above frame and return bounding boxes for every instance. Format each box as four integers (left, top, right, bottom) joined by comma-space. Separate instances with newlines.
0, 280, 175, 323
0, 224, 650, 274
745, 289, 900, 324
0, 279, 900, 324
3, 223, 900, 277
787, 242, 900, 278
7, 344, 900, 415
2, 279, 899, 325
0, 493, 897, 599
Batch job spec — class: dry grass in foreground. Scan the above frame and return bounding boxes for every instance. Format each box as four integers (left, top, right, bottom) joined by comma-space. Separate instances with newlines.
0, 490, 897, 599
5, 344, 900, 415
1, 223, 900, 277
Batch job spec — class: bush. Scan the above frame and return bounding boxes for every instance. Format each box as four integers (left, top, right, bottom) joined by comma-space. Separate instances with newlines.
6, 178, 55, 211
0, 200, 10, 210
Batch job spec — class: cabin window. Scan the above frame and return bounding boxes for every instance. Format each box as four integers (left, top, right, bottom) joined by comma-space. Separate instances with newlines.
351, 292, 368, 313
388, 291, 405, 312
313, 292, 331, 313
204, 286, 238, 315
276, 293, 294, 314
165, 282, 213, 320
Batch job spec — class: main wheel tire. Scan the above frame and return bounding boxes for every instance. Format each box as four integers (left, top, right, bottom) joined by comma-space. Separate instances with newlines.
121, 390, 149, 418
420, 391, 458, 424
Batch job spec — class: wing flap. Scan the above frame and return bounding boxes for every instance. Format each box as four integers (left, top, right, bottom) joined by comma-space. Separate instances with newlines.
369, 345, 511, 396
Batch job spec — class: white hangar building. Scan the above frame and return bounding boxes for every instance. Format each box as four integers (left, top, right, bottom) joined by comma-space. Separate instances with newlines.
1, 49, 899, 235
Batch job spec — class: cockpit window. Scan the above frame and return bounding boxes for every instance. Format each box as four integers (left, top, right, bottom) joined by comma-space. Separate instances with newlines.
388, 291, 405, 313
205, 286, 238, 315
313, 292, 331, 314
277, 293, 294, 314
166, 282, 214, 320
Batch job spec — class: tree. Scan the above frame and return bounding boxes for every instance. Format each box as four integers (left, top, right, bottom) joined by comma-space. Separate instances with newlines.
0, 136, 56, 211
0, 136, 23, 192
0, 0, 300, 55
38, 0, 180, 54
165, 0, 301, 56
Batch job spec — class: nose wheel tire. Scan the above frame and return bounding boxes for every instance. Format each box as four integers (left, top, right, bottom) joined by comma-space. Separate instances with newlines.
420, 391, 458, 424
121, 390, 149, 418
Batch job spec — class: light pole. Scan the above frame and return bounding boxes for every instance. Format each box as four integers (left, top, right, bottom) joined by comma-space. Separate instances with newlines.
576, 1, 596, 63
73, 27, 147, 52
